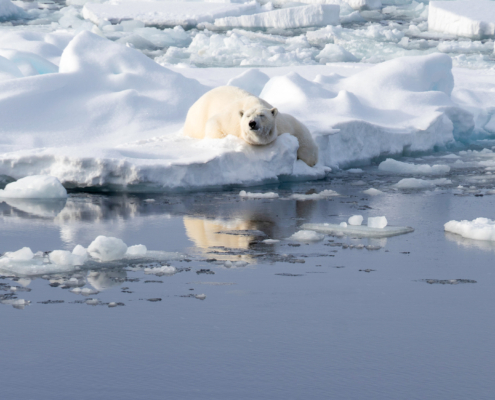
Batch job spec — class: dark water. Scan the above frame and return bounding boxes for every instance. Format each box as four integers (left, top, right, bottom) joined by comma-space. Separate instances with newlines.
1, 177, 494, 400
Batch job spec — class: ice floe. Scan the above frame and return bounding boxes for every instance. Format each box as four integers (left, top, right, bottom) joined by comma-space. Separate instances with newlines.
83, 1, 258, 28
393, 177, 452, 189
302, 222, 414, 238
288, 189, 339, 200
429, 1, 495, 40
348, 215, 363, 225
239, 190, 279, 199
378, 158, 450, 175
0, 176, 67, 199
212, 5, 340, 29
288, 229, 325, 242
444, 217, 495, 242
367, 216, 387, 229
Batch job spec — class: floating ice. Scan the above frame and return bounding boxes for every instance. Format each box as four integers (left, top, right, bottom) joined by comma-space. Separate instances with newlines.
348, 215, 363, 225
363, 188, 384, 196
444, 218, 495, 242
302, 222, 414, 238
289, 230, 325, 242
263, 239, 280, 244
49, 249, 87, 266
378, 158, 451, 175
288, 189, 339, 200
213, 5, 340, 29
340, 222, 348, 227
126, 244, 148, 256
393, 178, 452, 189
143, 265, 176, 275
3, 247, 34, 261
368, 216, 387, 229
83, 1, 258, 28
87, 236, 128, 262
316, 43, 359, 63
429, 1, 495, 39
239, 190, 279, 199
0, 176, 67, 199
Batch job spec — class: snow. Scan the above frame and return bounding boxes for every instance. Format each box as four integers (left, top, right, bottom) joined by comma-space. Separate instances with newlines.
348, 215, 363, 225
83, 1, 258, 28
239, 190, 279, 199
288, 230, 325, 242
288, 189, 339, 200
393, 177, 452, 189
428, 1, 495, 40
87, 236, 128, 262
378, 158, 451, 175
302, 222, 414, 238
0, 176, 67, 199
213, 5, 340, 29
444, 218, 495, 242
368, 216, 387, 229
0, 0, 23, 20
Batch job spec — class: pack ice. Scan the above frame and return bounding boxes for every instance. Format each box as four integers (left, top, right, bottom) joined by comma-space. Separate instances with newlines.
83, 1, 258, 28
429, 1, 495, 39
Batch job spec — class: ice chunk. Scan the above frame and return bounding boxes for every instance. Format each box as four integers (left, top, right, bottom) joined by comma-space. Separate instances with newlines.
288, 230, 325, 242
340, 222, 348, 227
445, 218, 495, 242
393, 178, 452, 189
239, 190, 279, 199
126, 244, 147, 256
227, 69, 270, 97
378, 158, 451, 175
288, 189, 339, 200
368, 216, 387, 229
316, 43, 359, 63
263, 239, 280, 244
214, 5, 340, 29
348, 215, 363, 226
87, 236, 128, 262
4, 247, 34, 261
302, 222, 414, 238
49, 250, 86, 266
83, 1, 258, 28
363, 188, 384, 196
345, 0, 381, 10
144, 265, 176, 275
0, 176, 67, 199
429, 1, 495, 39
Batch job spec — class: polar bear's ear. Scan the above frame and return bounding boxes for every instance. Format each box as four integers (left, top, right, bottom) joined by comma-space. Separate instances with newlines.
271, 108, 278, 117
239, 110, 244, 117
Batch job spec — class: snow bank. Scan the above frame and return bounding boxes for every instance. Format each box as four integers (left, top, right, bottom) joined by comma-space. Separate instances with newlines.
429, 1, 495, 39
0, 176, 67, 199
302, 222, 414, 238
83, 1, 258, 28
393, 177, 452, 189
378, 158, 451, 175
213, 5, 340, 29
239, 190, 279, 199
0, 0, 23, 21
260, 53, 474, 168
445, 218, 495, 242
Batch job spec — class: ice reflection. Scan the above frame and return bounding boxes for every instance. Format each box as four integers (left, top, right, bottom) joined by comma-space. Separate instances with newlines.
0, 198, 67, 218
445, 232, 495, 253
87, 269, 127, 291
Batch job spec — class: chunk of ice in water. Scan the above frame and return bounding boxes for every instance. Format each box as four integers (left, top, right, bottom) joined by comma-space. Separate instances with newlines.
288, 230, 325, 242
88, 236, 128, 262
444, 217, 495, 241
3, 247, 34, 261
239, 190, 279, 199
302, 222, 413, 238
378, 158, 450, 175
363, 188, 384, 196
126, 244, 148, 256
368, 216, 387, 229
340, 222, 348, 228
0, 175, 67, 199
348, 215, 363, 226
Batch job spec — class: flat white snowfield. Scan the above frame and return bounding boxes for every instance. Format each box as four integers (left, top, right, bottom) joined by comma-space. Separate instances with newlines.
429, 1, 495, 39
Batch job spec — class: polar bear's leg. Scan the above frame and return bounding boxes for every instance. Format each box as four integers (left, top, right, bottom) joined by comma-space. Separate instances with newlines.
204, 115, 227, 139
277, 114, 319, 167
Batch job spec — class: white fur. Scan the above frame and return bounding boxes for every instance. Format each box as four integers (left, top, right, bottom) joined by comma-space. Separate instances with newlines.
183, 86, 318, 167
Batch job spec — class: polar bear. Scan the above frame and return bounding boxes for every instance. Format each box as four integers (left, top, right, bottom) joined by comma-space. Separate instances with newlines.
183, 86, 319, 167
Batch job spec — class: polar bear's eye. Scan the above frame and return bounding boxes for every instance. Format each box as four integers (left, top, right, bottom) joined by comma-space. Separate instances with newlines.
239, 111, 244, 117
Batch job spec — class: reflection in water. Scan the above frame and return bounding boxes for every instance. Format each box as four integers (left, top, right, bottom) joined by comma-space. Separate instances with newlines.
87, 269, 127, 291
445, 232, 495, 252
0, 198, 67, 218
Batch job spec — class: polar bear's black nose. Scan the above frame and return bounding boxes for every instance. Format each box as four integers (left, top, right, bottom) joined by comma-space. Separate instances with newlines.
249, 120, 257, 130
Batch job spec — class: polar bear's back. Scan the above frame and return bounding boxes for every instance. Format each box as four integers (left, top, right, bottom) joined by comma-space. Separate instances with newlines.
183, 86, 270, 139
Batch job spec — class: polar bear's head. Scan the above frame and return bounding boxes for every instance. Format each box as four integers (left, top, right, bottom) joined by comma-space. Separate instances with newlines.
239, 106, 278, 145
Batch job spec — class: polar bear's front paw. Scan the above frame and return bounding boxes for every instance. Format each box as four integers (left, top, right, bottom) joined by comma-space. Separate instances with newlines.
297, 146, 318, 167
